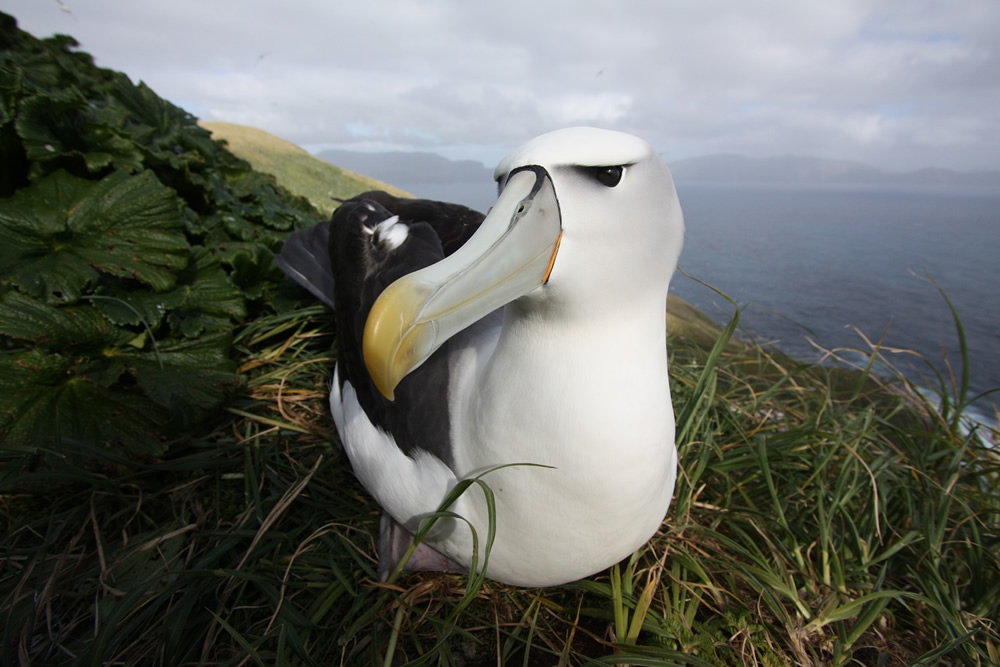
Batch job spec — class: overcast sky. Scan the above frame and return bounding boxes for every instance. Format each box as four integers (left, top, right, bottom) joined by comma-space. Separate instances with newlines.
7, 0, 1000, 172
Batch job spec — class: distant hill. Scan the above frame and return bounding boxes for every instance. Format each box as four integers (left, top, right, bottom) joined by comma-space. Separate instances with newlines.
669, 154, 1000, 189
200, 122, 411, 216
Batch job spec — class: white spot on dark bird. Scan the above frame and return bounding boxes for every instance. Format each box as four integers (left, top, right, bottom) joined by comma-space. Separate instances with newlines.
373, 215, 408, 250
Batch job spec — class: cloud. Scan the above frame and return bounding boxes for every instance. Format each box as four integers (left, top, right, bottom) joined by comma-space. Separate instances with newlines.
7, 0, 1000, 170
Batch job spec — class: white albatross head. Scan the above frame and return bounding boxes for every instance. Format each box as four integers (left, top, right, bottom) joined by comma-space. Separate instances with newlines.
364, 127, 685, 399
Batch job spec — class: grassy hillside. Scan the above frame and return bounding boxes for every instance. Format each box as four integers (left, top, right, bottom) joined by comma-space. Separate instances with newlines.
200, 121, 412, 217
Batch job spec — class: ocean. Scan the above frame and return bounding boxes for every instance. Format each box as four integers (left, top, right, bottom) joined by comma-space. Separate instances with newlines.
671, 182, 1000, 421
397, 180, 1000, 422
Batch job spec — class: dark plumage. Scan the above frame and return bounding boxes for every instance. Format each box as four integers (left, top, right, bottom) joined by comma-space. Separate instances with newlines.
276, 191, 484, 466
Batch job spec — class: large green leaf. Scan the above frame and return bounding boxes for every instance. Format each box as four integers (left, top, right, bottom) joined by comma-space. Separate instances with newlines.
94, 246, 247, 336
165, 246, 246, 336
0, 349, 170, 455
0, 169, 190, 303
15, 92, 144, 176
0, 170, 98, 302
0, 296, 240, 449
84, 329, 242, 429
0, 290, 131, 347
124, 332, 242, 428
110, 75, 216, 168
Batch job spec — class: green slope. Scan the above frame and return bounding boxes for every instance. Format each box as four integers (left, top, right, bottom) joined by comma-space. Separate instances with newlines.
200, 121, 411, 217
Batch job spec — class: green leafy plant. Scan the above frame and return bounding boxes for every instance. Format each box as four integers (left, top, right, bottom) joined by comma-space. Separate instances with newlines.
0, 13, 321, 458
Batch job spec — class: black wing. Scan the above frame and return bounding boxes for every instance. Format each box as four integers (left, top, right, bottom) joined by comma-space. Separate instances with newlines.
276, 192, 485, 467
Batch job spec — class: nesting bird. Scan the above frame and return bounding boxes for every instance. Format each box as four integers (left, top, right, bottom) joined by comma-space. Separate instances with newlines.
277, 127, 684, 587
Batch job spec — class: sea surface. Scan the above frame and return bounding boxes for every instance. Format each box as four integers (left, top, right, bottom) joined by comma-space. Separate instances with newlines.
399, 180, 1000, 422
671, 182, 999, 422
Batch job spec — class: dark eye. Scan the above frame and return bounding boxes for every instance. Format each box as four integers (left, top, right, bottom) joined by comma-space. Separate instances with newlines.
590, 165, 623, 187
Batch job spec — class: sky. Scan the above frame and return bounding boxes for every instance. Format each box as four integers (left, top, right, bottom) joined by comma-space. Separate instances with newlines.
6, 0, 1000, 172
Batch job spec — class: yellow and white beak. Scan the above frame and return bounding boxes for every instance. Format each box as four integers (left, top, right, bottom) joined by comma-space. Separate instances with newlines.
363, 167, 562, 399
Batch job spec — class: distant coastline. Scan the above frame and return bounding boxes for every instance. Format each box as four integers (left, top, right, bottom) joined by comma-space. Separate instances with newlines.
315, 148, 1000, 196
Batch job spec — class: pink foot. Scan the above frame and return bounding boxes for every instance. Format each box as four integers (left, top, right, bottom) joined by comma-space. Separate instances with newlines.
378, 513, 466, 580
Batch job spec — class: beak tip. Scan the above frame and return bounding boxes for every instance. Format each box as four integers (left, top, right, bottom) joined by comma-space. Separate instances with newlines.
374, 376, 397, 401
362, 340, 398, 402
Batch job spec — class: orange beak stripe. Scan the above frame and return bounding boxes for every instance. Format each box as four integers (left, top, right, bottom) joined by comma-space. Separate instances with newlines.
542, 232, 563, 284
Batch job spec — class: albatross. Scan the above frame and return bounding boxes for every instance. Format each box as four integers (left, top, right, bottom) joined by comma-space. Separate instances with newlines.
276, 127, 684, 587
